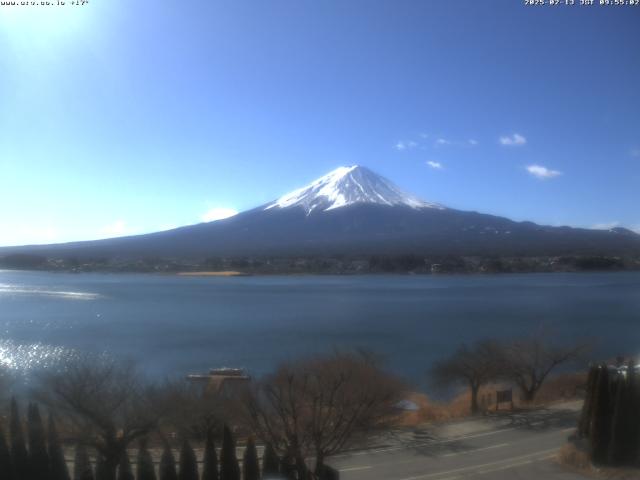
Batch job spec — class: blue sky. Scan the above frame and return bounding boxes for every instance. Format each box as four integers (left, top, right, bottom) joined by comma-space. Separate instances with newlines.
1, 0, 638, 246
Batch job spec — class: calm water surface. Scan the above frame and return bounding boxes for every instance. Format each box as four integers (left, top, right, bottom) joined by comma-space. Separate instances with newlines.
1, 270, 639, 386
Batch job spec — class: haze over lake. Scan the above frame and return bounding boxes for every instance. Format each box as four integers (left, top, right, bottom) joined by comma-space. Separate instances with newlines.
1, 270, 639, 387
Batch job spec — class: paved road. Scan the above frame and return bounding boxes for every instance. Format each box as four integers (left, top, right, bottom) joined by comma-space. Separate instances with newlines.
328, 403, 588, 480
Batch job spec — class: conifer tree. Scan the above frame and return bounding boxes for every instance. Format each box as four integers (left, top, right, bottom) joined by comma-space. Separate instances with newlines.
590, 365, 613, 464
607, 372, 627, 464
201, 430, 218, 480
28, 403, 51, 479
242, 437, 259, 480
608, 361, 640, 465
0, 424, 14, 480
624, 361, 640, 463
95, 455, 109, 480
117, 452, 135, 480
261, 444, 279, 478
48, 413, 71, 480
578, 366, 597, 438
136, 439, 157, 480
220, 426, 240, 480
159, 444, 178, 480
279, 454, 296, 480
73, 444, 94, 480
178, 439, 198, 480
10, 398, 29, 480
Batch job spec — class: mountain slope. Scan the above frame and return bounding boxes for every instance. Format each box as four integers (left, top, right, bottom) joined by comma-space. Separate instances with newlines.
1, 166, 639, 260
264, 165, 443, 213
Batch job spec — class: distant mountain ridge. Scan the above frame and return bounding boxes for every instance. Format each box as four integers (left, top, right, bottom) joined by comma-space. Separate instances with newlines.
1, 165, 639, 261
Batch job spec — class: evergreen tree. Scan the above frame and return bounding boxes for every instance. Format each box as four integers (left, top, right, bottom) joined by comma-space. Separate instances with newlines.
220, 426, 240, 480
159, 444, 178, 480
608, 361, 640, 465
136, 439, 157, 480
27, 403, 51, 479
10, 398, 30, 480
578, 366, 598, 438
48, 413, 71, 480
261, 444, 279, 478
279, 454, 296, 480
242, 437, 259, 480
0, 424, 14, 480
73, 444, 94, 480
625, 361, 640, 463
607, 371, 627, 464
201, 430, 218, 480
178, 439, 198, 480
590, 365, 613, 464
95, 455, 110, 480
117, 452, 134, 480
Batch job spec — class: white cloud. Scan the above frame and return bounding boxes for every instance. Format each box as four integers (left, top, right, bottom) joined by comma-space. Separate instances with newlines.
426, 160, 443, 170
631, 148, 640, 157
526, 164, 562, 179
201, 207, 238, 223
395, 140, 417, 151
500, 133, 527, 146
468, 139, 478, 146
434, 138, 451, 146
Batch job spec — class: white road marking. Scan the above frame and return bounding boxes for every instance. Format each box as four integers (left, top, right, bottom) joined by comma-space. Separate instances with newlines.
344, 442, 512, 471
339, 466, 373, 472
397, 448, 558, 480
441, 442, 509, 457
476, 454, 555, 475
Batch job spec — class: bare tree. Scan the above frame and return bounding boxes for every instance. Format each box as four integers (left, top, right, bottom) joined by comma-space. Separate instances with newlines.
243, 351, 405, 479
34, 359, 161, 480
431, 340, 503, 415
152, 379, 225, 441
502, 333, 587, 403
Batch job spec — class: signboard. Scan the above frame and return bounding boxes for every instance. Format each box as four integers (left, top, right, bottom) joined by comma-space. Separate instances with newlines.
496, 389, 512, 404
495, 389, 513, 411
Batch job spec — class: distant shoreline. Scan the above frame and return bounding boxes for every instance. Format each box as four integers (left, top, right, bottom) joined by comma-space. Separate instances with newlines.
1, 253, 639, 276
176, 271, 250, 277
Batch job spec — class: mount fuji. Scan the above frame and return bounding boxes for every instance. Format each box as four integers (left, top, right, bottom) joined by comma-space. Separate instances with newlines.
2, 165, 639, 262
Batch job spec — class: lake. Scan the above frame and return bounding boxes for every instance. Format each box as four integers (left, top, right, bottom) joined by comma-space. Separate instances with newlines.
1, 270, 639, 388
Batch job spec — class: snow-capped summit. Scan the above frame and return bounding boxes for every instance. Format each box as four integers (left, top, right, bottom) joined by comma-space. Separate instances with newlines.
264, 165, 444, 215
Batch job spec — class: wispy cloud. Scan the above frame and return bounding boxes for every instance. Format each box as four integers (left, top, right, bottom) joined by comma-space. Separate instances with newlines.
396, 134, 477, 151
526, 164, 562, 179
426, 160, 443, 170
630, 148, 640, 157
434, 137, 477, 148
394, 140, 418, 151
500, 133, 527, 146
201, 207, 238, 222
